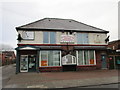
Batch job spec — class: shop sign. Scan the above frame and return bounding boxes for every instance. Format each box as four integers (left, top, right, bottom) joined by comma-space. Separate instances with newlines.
60, 35, 74, 42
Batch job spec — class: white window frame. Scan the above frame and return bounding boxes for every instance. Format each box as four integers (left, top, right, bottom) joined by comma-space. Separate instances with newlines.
43, 32, 56, 44
40, 50, 61, 67
22, 31, 35, 40
77, 50, 96, 66
40, 51, 48, 67
77, 33, 89, 44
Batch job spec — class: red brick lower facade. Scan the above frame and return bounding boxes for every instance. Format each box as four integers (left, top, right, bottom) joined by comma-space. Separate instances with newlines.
39, 67, 62, 72
16, 45, 108, 73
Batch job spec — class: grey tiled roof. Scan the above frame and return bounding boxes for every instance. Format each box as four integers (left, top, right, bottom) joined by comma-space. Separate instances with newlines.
16, 18, 109, 33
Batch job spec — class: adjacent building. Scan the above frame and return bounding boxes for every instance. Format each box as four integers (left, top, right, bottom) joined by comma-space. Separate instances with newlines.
1, 51, 16, 66
108, 40, 120, 69
15, 18, 109, 73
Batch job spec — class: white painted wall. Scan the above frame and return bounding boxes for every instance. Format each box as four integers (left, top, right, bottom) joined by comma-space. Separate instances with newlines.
18, 30, 107, 45
88, 33, 107, 45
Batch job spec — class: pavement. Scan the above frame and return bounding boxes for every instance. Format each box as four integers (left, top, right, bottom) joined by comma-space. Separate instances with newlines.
2, 64, 119, 89
1, 64, 16, 89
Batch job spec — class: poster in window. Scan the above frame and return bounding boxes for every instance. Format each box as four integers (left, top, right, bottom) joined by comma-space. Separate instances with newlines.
90, 59, 94, 64
41, 61, 47, 66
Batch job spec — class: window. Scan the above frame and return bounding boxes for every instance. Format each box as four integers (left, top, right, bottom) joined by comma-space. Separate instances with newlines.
77, 50, 96, 65
40, 51, 60, 66
43, 32, 56, 44
43, 32, 49, 43
62, 54, 76, 65
41, 51, 48, 66
77, 33, 88, 44
22, 31, 34, 39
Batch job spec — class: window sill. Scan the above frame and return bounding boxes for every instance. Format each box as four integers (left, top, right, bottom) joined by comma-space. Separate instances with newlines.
39, 66, 62, 68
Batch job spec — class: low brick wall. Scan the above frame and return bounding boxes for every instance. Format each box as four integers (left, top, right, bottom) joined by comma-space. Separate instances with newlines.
39, 65, 99, 72
76, 66, 97, 71
39, 67, 62, 72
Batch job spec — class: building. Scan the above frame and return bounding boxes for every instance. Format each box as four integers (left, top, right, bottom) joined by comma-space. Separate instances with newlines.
15, 18, 109, 73
108, 40, 120, 69
1, 51, 16, 66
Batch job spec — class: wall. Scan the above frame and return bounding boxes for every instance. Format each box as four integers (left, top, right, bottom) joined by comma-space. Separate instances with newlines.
18, 30, 107, 45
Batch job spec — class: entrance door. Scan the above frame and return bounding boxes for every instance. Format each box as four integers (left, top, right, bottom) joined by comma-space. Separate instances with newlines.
115, 56, 120, 69
109, 56, 115, 69
20, 55, 28, 72
20, 55, 36, 72
101, 55, 107, 69
28, 55, 36, 72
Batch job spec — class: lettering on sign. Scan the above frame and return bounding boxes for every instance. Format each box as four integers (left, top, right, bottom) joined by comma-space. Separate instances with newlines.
61, 35, 74, 42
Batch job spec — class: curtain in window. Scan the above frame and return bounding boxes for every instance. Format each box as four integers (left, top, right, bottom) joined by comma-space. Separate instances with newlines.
41, 51, 48, 66
84, 50, 89, 65
89, 50, 94, 64
77, 33, 83, 44
83, 33, 88, 44
78, 50, 95, 65
48, 51, 53, 66
77, 33, 88, 44
41, 51, 60, 66
78, 50, 84, 65
43, 32, 56, 44
50, 32, 56, 44
43, 32, 49, 43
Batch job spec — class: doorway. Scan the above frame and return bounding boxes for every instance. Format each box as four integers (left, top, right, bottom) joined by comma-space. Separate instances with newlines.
20, 55, 36, 72
109, 56, 115, 69
28, 55, 36, 72
101, 55, 107, 69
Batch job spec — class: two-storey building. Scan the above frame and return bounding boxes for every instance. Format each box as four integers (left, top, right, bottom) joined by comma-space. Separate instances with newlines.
15, 18, 109, 73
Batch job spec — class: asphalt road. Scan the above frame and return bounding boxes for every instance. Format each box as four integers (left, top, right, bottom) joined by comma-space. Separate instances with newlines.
79, 83, 119, 88
1, 83, 119, 90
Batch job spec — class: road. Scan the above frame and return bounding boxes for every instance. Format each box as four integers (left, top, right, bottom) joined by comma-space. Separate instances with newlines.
1, 83, 119, 90
79, 83, 119, 88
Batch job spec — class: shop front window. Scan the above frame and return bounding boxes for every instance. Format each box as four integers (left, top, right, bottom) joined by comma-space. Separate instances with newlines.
78, 50, 96, 65
40, 51, 60, 66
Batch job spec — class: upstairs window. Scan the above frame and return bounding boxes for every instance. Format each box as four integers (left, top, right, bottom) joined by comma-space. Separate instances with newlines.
22, 31, 34, 40
77, 33, 89, 44
43, 32, 56, 44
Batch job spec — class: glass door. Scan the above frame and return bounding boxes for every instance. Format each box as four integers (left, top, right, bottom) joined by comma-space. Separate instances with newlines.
28, 55, 36, 72
20, 55, 28, 72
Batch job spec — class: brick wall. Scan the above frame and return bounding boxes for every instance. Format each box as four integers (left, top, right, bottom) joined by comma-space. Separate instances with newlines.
76, 66, 97, 71
39, 67, 62, 72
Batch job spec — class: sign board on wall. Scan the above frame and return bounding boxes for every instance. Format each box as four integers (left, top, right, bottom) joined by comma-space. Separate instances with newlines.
60, 35, 75, 42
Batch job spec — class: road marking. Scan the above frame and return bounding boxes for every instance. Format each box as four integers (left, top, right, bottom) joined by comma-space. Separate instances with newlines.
27, 85, 48, 88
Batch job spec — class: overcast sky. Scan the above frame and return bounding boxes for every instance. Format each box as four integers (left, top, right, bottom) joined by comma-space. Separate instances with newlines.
0, 0, 119, 49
